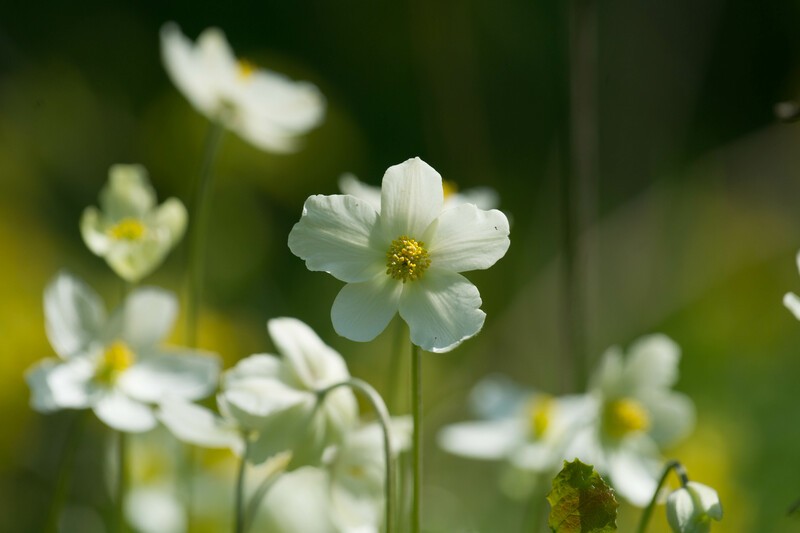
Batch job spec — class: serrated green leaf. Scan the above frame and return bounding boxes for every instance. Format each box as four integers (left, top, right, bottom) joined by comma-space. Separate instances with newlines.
546, 459, 619, 533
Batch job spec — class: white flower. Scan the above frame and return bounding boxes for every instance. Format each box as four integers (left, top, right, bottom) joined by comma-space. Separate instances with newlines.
25, 272, 220, 432
437, 375, 583, 475
666, 481, 723, 533
80, 164, 187, 283
564, 334, 696, 506
288, 157, 510, 353
784, 250, 800, 320
338, 172, 499, 212
161, 23, 325, 153
159, 317, 359, 467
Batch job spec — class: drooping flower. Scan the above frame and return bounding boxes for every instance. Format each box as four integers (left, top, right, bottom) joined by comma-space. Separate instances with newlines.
25, 272, 220, 432
338, 172, 499, 212
563, 334, 696, 506
159, 317, 359, 467
783, 250, 800, 320
666, 481, 723, 533
80, 164, 187, 283
288, 157, 511, 353
160, 23, 325, 153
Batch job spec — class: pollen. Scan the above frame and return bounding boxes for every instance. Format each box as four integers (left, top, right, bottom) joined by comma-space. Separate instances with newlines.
96, 341, 136, 384
108, 218, 146, 241
526, 395, 554, 440
237, 59, 257, 80
386, 236, 431, 282
603, 397, 650, 439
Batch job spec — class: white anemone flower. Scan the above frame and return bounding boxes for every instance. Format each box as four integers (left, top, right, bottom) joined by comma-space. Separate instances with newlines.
160, 23, 325, 153
25, 272, 220, 433
783, 250, 800, 319
288, 157, 510, 353
159, 317, 359, 467
80, 164, 187, 283
338, 172, 499, 212
564, 334, 696, 506
666, 481, 723, 533
437, 375, 583, 476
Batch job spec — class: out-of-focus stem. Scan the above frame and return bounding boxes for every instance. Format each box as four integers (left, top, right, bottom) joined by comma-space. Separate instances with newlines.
234, 436, 250, 533
411, 342, 422, 533
115, 431, 128, 533
44, 411, 87, 533
636, 460, 688, 533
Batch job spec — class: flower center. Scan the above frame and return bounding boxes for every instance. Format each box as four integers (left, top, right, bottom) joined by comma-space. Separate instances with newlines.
603, 397, 650, 439
237, 59, 257, 80
108, 218, 146, 241
386, 236, 431, 282
527, 395, 554, 440
96, 341, 136, 384
442, 179, 458, 199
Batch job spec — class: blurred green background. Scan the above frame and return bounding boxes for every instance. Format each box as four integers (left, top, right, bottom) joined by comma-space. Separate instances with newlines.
3, 0, 800, 531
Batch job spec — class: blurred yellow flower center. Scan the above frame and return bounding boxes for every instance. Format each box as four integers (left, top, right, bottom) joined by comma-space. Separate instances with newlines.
96, 341, 136, 383
527, 395, 554, 439
347, 465, 366, 478
237, 59, 257, 80
603, 397, 650, 438
386, 236, 431, 282
442, 180, 458, 199
108, 218, 146, 241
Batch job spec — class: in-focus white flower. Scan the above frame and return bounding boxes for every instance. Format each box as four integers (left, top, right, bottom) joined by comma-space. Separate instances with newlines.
288, 157, 510, 353
564, 334, 696, 506
80, 164, 187, 283
161, 23, 325, 153
437, 375, 583, 476
159, 317, 359, 467
784, 250, 800, 320
25, 272, 220, 432
666, 481, 723, 533
339, 172, 499, 212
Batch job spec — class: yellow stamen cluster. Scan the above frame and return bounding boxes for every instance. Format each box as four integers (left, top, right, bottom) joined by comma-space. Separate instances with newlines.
108, 218, 146, 241
527, 395, 555, 440
237, 59, 257, 80
386, 236, 431, 282
96, 341, 136, 384
603, 397, 650, 439
442, 180, 458, 199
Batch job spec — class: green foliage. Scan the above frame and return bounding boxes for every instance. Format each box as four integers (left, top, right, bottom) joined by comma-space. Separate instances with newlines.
546, 459, 619, 533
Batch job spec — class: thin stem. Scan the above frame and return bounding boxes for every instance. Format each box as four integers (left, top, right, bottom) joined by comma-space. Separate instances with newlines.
636, 460, 688, 533
44, 411, 87, 533
234, 436, 250, 533
411, 342, 422, 533
186, 121, 226, 348
318, 378, 395, 533
386, 318, 406, 411
244, 457, 288, 532
115, 431, 128, 533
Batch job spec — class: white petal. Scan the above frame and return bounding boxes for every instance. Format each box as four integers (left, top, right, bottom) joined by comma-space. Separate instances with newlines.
80, 207, 113, 256
258, 467, 336, 533
44, 272, 107, 359
223, 354, 283, 389
93, 390, 158, 432
591, 346, 625, 394
25, 359, 60, 412
784, 292, 800, 320
160, 23, 219, 117
467, 374, 529, 420
331, 276, 402, 342
338, 173, 382, 212
267, 317, 351, 390
425, 204, 510, 273
151, 197, 188, 245
117, 288, 178, 349
46, 358, 98, 409
626, 334, 681, 389
447, 187, 500, 210
100, 164, 156, 219
380, 157, 444, 239
103, 233, 174, 283
157, 398, 242, 451
118, 351, 220, 403
126, 485, 186, 533
606, 438, 661, 507
399, 270, 485, 353
288, 194, 384, 283
245, 400, 319, 465
666, 488, 695, 530
687, 481, 723, 520
437, 419, 522, 460
640, 391, 695, 447
219, 378, 312, 431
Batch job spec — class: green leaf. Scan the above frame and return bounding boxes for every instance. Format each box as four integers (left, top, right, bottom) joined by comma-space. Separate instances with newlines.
546, 459, 619, 533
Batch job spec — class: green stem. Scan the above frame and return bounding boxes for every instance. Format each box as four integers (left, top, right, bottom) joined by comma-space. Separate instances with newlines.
234, 436, 250, 533
115, 431, 128, 533
318, 378, 396, 533
386, 318, 406, 411
636, 460, 688, 533
186, 121, 226, 348
244, 458, 287, 533
44, 411, 87, 533
411, 342, 422, 533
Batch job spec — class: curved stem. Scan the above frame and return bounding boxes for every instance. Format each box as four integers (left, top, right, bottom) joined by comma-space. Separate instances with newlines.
318, 378, 395, 533
234, 436, 250, 533
636, 460, 688, 533
115, 431, 128, 533
244, 457, 288, 533
44, 411, 87, 533
411, 342, 422, 533
186, 121, 226, 348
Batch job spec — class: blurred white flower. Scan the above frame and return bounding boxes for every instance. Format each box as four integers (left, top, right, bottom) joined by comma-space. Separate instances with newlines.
564, 334, 696, 506
783, 250, 800, 320
161, 23, 325, 153
25, 272, 220, 432
80, 164, 187, 283
288, 157, 510, 353
338, 172, 499, 212
666, 481, 723, 533
159, 317, 359, 467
